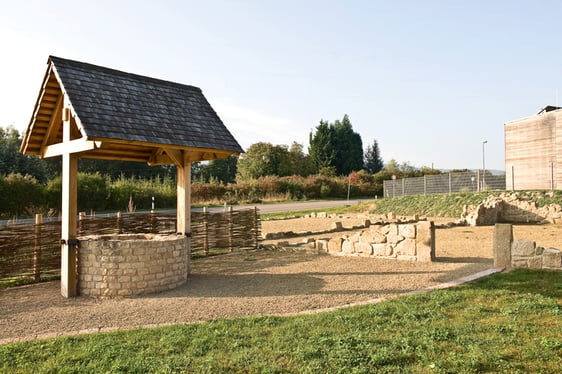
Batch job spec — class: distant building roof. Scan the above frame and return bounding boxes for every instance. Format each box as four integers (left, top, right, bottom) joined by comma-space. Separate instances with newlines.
537, 105, 562, 115
21, 56, 243, 164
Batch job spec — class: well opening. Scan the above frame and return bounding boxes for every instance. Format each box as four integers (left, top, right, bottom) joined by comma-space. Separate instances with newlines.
78, 233, 189, 297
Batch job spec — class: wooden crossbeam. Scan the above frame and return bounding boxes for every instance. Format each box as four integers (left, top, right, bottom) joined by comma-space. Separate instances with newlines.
41, 138, 102, 158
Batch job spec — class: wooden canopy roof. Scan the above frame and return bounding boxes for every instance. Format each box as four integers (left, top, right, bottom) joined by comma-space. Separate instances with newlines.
20, 56, 243, 165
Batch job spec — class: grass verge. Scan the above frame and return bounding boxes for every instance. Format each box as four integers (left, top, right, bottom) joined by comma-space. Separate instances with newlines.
1, 269, 561, 373
369, 190, 562, 218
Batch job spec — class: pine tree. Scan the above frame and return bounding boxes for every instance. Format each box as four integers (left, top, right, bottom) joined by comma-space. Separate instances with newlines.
364, 139, 383, 174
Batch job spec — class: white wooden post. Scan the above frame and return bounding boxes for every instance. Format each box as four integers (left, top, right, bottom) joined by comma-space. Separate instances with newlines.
60, 101, 78, 297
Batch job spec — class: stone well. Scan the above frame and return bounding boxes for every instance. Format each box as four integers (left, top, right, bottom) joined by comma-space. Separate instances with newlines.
77, 233, 189, 297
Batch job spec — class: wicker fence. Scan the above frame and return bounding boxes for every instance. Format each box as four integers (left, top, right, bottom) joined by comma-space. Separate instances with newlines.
0, 208, 261, 285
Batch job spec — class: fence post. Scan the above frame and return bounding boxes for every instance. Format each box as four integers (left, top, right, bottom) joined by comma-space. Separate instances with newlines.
448, 172, 452, 194
424, 175, 427, 195
116, 211, 122, 234
33, 214, 43, 281
203, 206, 209, 256
253, 206, 259, 248
477, 170, 481, 192
228, 206, 233, 252
402, 178, 405, 196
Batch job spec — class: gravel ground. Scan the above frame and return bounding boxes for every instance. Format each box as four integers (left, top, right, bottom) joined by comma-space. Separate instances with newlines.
3, 217, 557, 344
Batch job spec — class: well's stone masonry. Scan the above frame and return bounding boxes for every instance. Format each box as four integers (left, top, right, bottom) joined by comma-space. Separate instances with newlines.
78, 234, 189, 297
310, 221, 435, 262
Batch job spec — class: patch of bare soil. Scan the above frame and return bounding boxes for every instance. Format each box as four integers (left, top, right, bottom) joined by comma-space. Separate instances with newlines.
2, 216, 560, 343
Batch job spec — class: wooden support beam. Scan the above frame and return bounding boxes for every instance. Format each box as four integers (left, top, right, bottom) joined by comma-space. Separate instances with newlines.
41, 138, 101, 158
60, 95, 78, 298
176, 151, 191, 235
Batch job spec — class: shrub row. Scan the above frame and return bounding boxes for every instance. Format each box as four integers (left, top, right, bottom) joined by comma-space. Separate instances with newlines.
0, 171, 382, 218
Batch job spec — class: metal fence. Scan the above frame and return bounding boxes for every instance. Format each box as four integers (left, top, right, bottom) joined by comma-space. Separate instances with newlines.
383, 171, 506, 197
0, 208, 261, 285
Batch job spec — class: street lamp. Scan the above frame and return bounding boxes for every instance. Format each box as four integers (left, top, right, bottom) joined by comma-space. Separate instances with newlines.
482, 140, 488, 191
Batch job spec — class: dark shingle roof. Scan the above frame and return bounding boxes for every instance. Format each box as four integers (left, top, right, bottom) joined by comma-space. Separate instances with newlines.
49, 56, 242, 153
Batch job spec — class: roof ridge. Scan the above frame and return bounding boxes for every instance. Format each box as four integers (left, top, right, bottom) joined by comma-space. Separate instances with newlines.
48, 55, 202, 93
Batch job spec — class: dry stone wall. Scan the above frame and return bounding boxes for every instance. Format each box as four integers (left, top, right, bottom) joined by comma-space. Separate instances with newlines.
78, 233, 189, 297
493, 224, 562, 271
462, 192, 562, 226
511, 240, 562, 270
313, 221, 435, 262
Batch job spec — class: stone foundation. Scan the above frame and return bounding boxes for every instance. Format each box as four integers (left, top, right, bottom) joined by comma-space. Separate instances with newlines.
492, 224, 562, 271
313, 221, 435, 262
78, 233, 189, 297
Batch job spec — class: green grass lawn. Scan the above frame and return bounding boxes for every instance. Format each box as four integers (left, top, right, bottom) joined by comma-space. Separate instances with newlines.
1, 269, 561, 373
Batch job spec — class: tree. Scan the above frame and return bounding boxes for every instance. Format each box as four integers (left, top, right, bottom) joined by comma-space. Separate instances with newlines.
364, 139, 384, 174
197, 155, 238, 184
78, 158, 175, 180
0, 126, 47, 183
236, 142, 284, 180
308, 120, 337, 172
278, 142, 314, 177
308, 115, 363, 175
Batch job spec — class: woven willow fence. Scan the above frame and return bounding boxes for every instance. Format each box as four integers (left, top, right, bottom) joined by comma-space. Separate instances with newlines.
0, 208, 261, 285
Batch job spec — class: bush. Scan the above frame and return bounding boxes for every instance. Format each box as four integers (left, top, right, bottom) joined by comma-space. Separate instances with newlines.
0, 174, 43, 217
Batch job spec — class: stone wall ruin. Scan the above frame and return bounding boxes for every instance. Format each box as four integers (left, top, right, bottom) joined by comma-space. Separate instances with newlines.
309, 221, 435, 262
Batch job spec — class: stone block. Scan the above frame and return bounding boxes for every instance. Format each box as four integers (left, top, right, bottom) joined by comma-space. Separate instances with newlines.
372, 243, 393, 257
493, 223, 512, 269
512, 240, 536, 257
316, 239, 329, 252
328, 237, 343, 253
381, 224, 396, 236
527, 256, 543, 269
360, 231, 386, 244
332, 222, 343, 231
342, 239, 355, 254
399, 224, 416, 239
387, 230, 405, 245
535, 246, 544, 255
542, 248, 562, 269
415, 221, 435, 262
512, 258, 529, 268
395, 238, 416, 256
363, 219, 371, 228
387, 212, 396, 220
355, 241, 373, 256
317, 212, 327, 218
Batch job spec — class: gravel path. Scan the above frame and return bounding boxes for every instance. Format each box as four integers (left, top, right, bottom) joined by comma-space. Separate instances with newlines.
0, 217, 514, 344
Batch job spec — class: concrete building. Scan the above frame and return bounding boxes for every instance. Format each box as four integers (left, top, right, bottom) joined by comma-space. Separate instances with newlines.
505, 105, 562, 190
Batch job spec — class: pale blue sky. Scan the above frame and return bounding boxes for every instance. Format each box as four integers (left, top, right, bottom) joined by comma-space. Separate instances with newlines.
1, 0, 561, 171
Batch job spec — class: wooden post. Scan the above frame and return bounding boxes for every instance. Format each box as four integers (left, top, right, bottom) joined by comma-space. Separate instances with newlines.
116, 211, 122, 234
33, 214, 43, 281
177, 151, 191, 272
203, 206, 209, 255
228, 206, 233, 252
253, 206, 259, 249
60, 102, 78, 297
